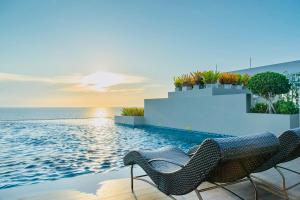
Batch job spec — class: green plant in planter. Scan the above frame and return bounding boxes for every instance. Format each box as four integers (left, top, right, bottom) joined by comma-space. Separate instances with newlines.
250, 103, 268, 113
282, 72, 300, 106
273, 100, 299, 114
241, 74, 250, 87
121, 107, 144, 116
182, 74, 195, 87
248, 72, 290, 113
173, 76, 183, 88
202, 70, 219, 84
236, 74, 242, 85
191, 71, 205, 87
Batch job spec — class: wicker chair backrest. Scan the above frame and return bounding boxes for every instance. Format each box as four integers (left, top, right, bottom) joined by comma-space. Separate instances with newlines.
213, 132, 279, 161
206, 132, 279, 183
280, 128, 300, 163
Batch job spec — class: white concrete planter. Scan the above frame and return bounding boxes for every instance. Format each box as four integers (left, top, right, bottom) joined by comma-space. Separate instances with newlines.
193, 84, 204, 90
114, 116, 144, 127
206, 83, 218, 88
235, 85, 243, 90
175, 87, 182, 92
223, 84, 232, 89
214, 83, 220, 88
182, 86, 193, 91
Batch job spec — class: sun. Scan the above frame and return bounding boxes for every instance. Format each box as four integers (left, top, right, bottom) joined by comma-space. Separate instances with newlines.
79, 71, 125, 91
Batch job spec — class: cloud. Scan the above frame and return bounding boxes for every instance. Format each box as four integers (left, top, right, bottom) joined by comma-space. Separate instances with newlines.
107, 88, 144, 93
0, 72, 54, 83
0, 72, 79, 84
79, 71, 146, 91
0, 71, 147, 92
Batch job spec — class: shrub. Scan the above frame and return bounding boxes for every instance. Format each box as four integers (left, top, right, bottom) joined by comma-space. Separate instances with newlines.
181, 74, 195, 87
121, 107, 144, 116
250, 103, 268, 113
191, 71, 205, 85
236, 74, 242, 85
273, 100, 299, 114
283, 72, 300, 106
173, 76, 183, 88
241, 74, 250, 86
248, 72, 290, 113
202, 70, 219, 84
218, 73, 238, 85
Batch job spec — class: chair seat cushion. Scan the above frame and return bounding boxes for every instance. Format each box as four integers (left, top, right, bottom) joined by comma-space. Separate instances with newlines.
139, 146, 190, 173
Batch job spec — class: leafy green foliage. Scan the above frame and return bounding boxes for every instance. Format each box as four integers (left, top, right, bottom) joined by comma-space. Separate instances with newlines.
250, 103, 268, 113
282, 72, 300, 106
173, 76, 183, 88
236, 74, 242, 85
273, 100, 299, 114
248, 72, 290, 113
191, 71, 205, 85
241, 74, 250, 86
121, 107, 144, 116
250, 100, 299, 114
202, 70, 219, 84
248, 72, 290, 97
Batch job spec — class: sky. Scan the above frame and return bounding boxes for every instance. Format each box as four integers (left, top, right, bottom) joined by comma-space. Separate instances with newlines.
0, 0, 300, 107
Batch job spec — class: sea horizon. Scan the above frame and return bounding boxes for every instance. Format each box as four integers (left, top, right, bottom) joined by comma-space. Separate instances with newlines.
0, 107, 123, 121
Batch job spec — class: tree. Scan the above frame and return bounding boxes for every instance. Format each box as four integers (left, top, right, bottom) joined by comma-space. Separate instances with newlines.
283, 72, 300, 106
248, 72, 290, 113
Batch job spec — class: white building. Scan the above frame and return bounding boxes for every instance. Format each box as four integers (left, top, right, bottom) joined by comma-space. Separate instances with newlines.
232, 60, 300, 75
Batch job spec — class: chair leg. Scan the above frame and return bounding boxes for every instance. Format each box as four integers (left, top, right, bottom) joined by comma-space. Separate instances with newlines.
247, 176, 258, 200
274, 166, 289, 200
131, 165, 134, 192
194, 190, 204, 200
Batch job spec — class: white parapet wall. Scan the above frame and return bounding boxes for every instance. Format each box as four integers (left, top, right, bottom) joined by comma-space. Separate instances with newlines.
143, 87, 299, 136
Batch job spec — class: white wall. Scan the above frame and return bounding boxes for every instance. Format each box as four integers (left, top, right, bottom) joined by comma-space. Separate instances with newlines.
144, 88, 299, 136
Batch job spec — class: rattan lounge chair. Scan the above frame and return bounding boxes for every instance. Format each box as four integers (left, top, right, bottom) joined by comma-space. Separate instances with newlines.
124, 132, 279, 200
252, 128, 300, 199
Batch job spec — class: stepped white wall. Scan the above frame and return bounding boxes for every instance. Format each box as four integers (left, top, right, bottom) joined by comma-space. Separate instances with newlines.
144, 88, 299, 136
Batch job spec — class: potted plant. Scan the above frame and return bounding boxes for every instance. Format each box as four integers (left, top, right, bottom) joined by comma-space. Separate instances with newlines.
219, 73, 237, 89
203, 70, 219, 88
121, 107, 144, 116
250, 100, 299, 114
191, 71, 205, 90
241, 74, 250, 89
182, 74, 194, 91
115, 107, 145, 126
273, 100, 299, 114
173, 76, 183, 92
235, 74, 243, 89
248, 72, 290, 113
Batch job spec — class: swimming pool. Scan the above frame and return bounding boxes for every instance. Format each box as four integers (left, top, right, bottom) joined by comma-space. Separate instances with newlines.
0, 112, 225, 189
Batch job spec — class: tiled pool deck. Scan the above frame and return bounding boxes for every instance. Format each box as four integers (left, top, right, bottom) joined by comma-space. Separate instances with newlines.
0, 158, 299, 200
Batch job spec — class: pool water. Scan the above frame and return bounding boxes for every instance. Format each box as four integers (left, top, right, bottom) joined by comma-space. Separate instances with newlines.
0, 108, 225, 189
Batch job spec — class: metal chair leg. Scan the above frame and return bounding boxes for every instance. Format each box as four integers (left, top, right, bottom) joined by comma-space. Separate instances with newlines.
239, 162, 258, 200
195, 190, 204, 200
131, 165, 134, 192
247, 176, 258, 200
211, 182, 246, 200
274, 166, 289, 200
